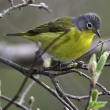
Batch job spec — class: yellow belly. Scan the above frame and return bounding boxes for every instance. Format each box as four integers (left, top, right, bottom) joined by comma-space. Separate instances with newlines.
28, 28, 95, 61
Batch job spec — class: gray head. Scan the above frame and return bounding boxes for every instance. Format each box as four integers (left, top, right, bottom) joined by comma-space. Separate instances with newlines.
73, 13, 101, 37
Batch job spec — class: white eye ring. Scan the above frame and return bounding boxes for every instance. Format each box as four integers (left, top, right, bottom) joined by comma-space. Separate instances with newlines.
87, 22, 92, 29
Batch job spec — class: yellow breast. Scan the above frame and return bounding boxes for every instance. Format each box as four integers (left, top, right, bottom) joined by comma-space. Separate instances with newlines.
33, 28, 95, 61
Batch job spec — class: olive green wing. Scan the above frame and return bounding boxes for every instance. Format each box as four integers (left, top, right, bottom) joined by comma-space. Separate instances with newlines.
27, 17, 73, 35
5, 17, 74, 36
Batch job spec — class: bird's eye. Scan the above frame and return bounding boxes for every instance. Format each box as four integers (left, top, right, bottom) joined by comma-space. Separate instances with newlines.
87, 22, 92, 29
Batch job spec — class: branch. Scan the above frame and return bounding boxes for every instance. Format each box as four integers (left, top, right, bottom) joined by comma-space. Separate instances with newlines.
31, 76, 73, 110
1, 91, 110, 110
18, 76, 39, 105
0, 55, 108, 94
29, 3, 51, 13
3, 56, 36, 109
85, 79, 93, 110
56, 69, 109, 94
0, 2, 51, 18
51, 76, 78, 110
1, 95, 28, 110
0, 56, 110, 109
66, 91, 110, 101
0, 56, 28, 75
3, 48, 40, 109
0, 57, 72, 109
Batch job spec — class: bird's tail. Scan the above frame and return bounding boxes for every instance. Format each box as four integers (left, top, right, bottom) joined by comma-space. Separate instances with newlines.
4, 32, 25, 36
4, 32, 38, 42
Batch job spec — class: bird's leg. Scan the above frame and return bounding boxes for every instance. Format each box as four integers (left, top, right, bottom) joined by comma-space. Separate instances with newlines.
55, 60, 61, 73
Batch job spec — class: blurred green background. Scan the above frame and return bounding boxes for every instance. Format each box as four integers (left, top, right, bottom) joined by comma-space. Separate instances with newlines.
0, 0, 110, 110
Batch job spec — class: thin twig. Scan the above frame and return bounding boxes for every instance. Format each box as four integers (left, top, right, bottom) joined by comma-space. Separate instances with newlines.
64, 106, 69, 110
29, 3, 51, 13
66, 91, 110, 100
85, 80, 93, 110
0, 2, 51, 18
0, 58, 72, 109
1, 95, 28, 110
105, 63, 110, 66
0, 56, 108, 94
3, 48, 41, 109
56, 69, 108, 93
0, 56, 28, 75
19, 75, 41, 105
51, 77, 78, 110
0, 56, 110, 109
31, 76, 72, 110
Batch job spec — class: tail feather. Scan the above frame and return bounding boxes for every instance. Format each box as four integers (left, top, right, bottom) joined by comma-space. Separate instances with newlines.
4, 32, 37, 42
4, 33, 25, 36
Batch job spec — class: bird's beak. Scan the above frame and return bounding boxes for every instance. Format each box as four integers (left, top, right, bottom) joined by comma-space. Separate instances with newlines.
94, 30, 101, 38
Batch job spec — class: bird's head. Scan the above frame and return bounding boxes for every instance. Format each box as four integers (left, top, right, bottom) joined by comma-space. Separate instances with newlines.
73, 13, 101, 38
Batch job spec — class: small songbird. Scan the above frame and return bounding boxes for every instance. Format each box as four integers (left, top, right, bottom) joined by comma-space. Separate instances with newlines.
5, 13, 101, 61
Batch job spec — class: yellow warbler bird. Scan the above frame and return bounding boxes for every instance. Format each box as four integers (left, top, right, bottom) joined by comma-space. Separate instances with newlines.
5, 13, 101, 61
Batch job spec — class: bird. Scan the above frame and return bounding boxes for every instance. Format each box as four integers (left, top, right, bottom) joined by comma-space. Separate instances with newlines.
5, 13, 101, 61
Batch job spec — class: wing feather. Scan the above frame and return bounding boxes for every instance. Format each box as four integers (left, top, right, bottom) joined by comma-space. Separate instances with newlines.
27, 17, 73, 35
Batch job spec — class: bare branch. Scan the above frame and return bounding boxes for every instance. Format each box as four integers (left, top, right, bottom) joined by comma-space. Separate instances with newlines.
1, 95, 28, 110
18, 76, 38, 105
0, 56, 28, 75
85, 79, 93, 110
51, 77, 78, 110
0, 56, 110, 109
0, 2, 51, 18
0, 56, 109, 94
29, 3, 52, 13
66, 91, 110, 101
31, 76, 73, 110
8, 0, 14, 7
56, 69, 109, 94
3, 48, 40, 109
